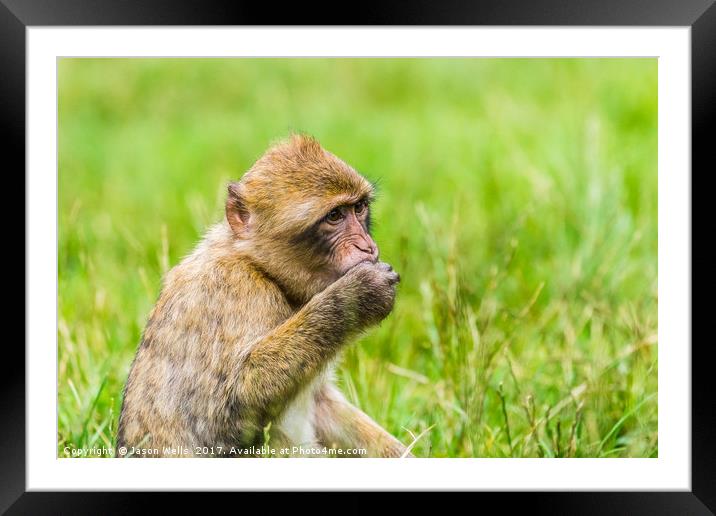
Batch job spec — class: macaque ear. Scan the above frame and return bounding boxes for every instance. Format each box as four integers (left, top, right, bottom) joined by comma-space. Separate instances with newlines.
226, 182, 251, 236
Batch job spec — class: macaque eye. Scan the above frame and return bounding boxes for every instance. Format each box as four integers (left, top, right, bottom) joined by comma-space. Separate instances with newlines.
326, 208, 344, 224
355, 200, 367, 215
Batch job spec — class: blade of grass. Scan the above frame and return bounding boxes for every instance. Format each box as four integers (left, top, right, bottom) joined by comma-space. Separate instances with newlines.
596, 392, 657, 455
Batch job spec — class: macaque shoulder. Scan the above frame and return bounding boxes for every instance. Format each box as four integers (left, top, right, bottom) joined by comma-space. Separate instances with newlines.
147, 247, 294, 348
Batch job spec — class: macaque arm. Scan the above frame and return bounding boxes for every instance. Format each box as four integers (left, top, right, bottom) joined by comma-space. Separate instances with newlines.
313, 383, 410, 458
232, 287, 356, 410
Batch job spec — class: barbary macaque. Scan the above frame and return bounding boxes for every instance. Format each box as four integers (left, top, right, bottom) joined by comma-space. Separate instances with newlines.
117, 135, 409, 457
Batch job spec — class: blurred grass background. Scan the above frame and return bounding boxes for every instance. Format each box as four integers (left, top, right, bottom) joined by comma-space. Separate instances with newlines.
58, 58, 657, 458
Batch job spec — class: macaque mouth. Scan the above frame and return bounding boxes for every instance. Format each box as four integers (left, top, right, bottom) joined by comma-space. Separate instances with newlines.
358, 255, 378, 264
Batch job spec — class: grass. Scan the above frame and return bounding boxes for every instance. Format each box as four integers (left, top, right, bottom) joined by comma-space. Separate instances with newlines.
58, 58, 658, 458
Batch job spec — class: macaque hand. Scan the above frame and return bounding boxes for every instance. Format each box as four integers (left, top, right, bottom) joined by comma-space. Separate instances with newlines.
337, 261, 400, 328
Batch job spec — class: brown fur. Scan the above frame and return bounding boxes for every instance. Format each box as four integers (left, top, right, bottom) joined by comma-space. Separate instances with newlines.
117, 135, 408, 457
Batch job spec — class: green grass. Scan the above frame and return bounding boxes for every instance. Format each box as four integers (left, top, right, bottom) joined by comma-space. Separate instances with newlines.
58, 58, 658, 458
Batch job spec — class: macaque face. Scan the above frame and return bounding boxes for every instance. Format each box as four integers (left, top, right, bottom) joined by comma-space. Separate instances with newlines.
287, 195, 378, 285
317, 197, 378, 276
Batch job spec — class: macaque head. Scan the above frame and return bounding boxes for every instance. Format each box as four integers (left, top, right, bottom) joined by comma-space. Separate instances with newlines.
226, 135, 378, 301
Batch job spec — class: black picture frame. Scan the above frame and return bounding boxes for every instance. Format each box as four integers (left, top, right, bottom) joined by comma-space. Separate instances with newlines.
4, 0, 712, 513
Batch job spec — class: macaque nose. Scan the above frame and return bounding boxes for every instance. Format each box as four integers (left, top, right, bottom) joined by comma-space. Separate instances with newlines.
354, 241, 378, 262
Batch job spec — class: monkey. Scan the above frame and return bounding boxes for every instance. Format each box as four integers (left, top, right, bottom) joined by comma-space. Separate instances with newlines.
116, 134, 410, 458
